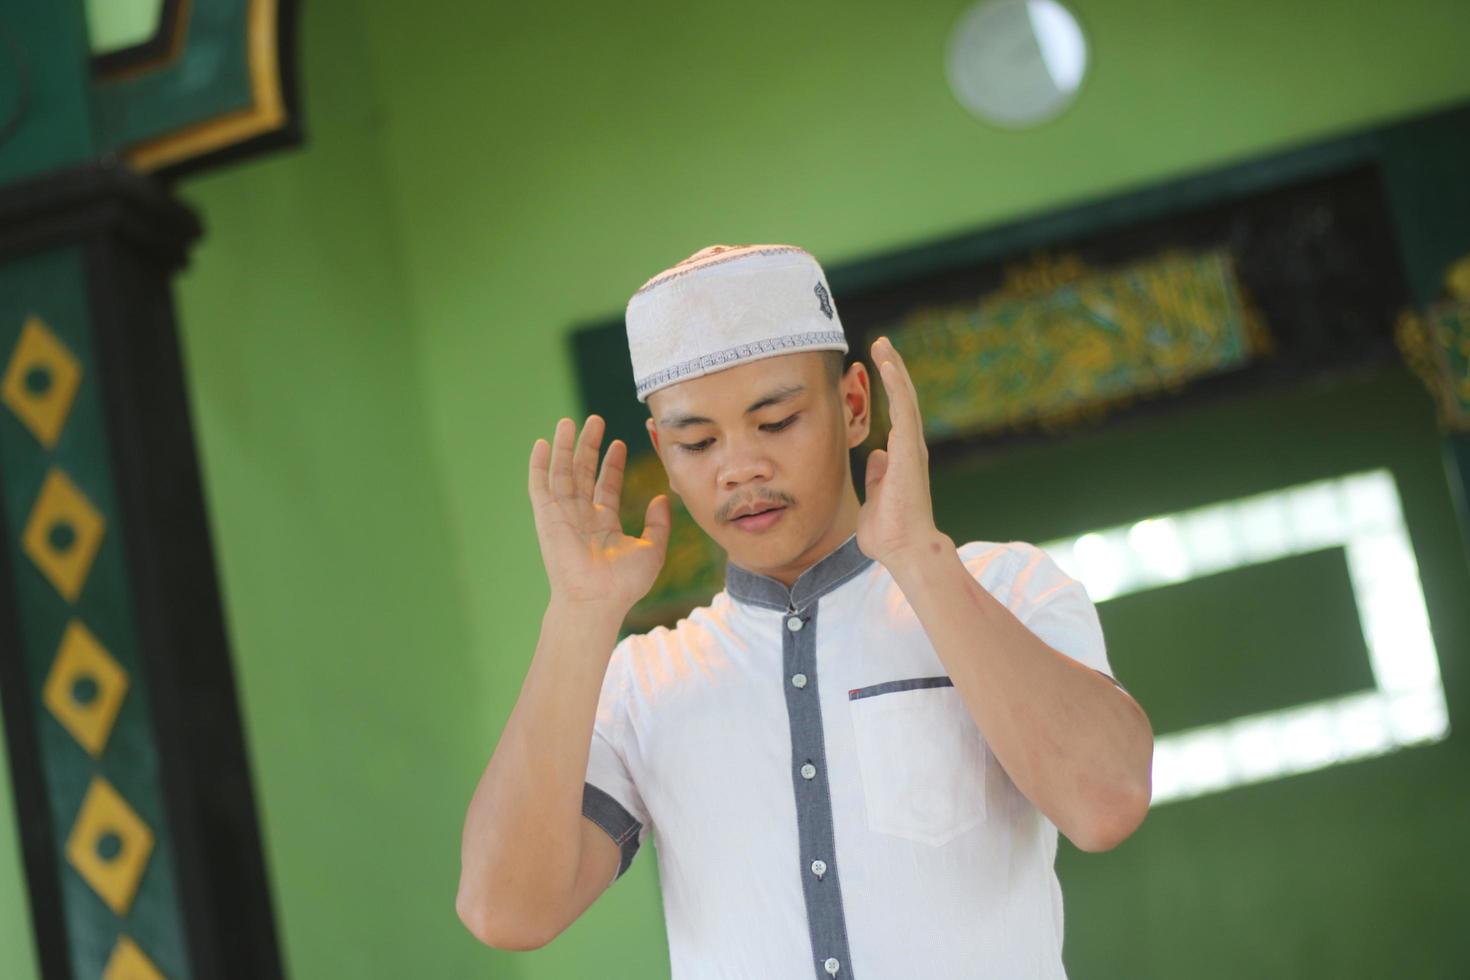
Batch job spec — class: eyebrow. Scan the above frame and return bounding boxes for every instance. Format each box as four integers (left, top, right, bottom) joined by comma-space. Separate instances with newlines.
658, 383, 806, 430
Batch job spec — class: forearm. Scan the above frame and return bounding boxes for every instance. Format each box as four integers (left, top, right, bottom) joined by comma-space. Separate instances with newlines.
889, 533, 1153, 851
457, 597, 626, 936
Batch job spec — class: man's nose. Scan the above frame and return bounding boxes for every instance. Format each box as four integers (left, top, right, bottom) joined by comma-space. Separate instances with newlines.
718, 439, 774, 489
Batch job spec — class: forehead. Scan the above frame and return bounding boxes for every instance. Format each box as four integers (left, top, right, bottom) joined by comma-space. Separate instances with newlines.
648, 350, 822, 421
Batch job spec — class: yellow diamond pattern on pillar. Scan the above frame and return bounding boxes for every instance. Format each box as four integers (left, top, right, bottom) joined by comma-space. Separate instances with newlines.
42, 621, 129, 758
1, 315, 83, 449
66, 777, 154, 917
102, 936, 166, 980
21, 467, 106, 603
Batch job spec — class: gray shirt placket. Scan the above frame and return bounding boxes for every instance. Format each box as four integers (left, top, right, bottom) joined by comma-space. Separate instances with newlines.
782, 598, 854, 979
725, 533, 872, 979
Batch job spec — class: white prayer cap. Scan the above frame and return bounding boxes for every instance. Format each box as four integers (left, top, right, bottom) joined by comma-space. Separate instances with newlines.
625, 243, 849, 403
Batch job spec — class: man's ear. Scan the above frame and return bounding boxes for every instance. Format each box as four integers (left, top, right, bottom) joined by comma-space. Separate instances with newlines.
842, 362, 872, 449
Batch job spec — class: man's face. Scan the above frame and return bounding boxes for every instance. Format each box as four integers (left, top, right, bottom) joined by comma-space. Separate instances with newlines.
645, 351, 870, 578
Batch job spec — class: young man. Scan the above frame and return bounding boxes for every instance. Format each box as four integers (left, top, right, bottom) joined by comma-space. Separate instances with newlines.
457, 244, 1154, 978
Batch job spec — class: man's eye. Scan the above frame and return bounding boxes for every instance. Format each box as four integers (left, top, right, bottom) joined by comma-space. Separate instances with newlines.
762, 414, 799, 432
677, 415, 795, 453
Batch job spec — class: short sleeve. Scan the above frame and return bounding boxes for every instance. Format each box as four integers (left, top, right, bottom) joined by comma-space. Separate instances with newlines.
1000, 542, 1123, 688
582, 637, 652, 885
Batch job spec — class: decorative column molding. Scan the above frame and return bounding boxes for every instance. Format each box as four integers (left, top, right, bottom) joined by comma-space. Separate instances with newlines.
0, 163, 283, 979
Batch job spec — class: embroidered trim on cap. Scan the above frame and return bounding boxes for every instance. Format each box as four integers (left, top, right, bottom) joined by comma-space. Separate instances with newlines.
635, 330, 847, 399
631, 245, 813, 299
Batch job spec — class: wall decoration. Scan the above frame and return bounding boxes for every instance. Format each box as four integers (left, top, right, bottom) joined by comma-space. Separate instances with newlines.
1395, 254, 1470, 432
868, 249, 1273, 449
0, 0, 303, 966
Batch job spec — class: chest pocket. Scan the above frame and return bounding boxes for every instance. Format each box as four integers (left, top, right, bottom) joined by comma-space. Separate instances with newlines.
847, 676, 988, 846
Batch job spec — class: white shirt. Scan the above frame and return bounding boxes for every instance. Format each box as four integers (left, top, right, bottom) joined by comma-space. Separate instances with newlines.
582, 532, 1117, 980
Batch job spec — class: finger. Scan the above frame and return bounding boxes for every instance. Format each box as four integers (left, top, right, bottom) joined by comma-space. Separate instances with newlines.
528, 438, 552, 505
864, 447, 888, 491
594, 438, 627, 511
875, 355, 915, 442
572, 414, 605, 501
890, 345, 927, 442
874, 337, 917, 425
874, 338, 926, 459
641, 494, 672, 556
550, 417, 576, 499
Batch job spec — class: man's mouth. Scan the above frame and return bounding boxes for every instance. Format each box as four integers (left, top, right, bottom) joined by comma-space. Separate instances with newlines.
731, 505, 787, 531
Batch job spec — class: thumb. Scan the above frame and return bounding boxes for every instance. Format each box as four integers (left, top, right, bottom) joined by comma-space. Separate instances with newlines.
641, 494, 672, 556
865, 449, 889, 492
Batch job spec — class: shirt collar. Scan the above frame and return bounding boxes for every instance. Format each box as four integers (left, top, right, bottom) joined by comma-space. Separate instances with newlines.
723, 532, 875, 612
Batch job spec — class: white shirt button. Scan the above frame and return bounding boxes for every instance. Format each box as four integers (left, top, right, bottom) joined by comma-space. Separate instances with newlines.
786, 616, 804, 631
800, 762, 816, 779
810, 858, 827, 877
824, 957, 841, 975
791, 672, 807, 688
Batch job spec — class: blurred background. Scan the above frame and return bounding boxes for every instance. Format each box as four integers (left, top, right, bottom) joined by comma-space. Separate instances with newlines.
1, 0, 1469, 977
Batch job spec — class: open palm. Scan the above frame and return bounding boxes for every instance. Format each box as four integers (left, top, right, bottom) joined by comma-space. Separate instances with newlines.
528, 415, 671, 610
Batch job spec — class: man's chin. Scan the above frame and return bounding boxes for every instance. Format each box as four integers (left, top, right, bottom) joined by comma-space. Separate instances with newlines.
719, 528, 803, 575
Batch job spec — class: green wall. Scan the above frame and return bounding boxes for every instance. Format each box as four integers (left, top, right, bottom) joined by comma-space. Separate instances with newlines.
4, 0, 1470, 977
0, 700, 38, 979
163, 3, 486, 976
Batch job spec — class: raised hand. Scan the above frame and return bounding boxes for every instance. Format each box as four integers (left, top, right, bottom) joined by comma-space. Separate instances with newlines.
859, 336, 943, 572
528, 415, 672, 611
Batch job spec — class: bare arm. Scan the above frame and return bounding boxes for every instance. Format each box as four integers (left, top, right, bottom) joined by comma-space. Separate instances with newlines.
456, 415, 670, 949
456, 598, 625, 948
888, 537, 1153, 852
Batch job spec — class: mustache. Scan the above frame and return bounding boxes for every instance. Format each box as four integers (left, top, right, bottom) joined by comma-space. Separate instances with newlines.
719, 491, 796, 523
